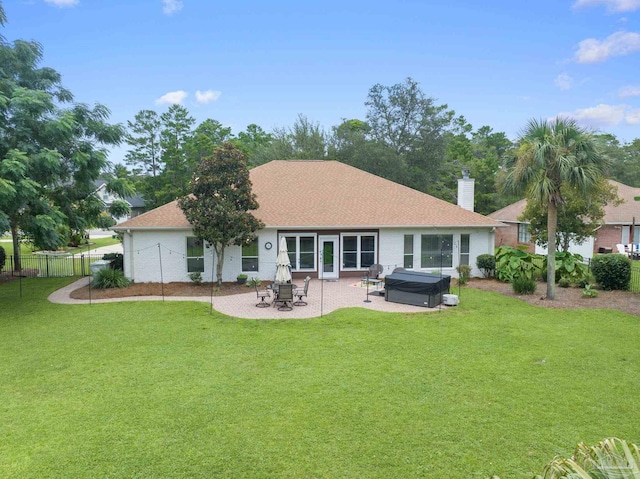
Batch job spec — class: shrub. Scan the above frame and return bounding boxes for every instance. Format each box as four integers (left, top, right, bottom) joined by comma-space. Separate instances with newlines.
189, 272, 202, 285
247, 277, 261, 288
495, 246, 542, 283
591, 254, 631, 291
558, 277, 571, 288
456, 265, 472, 285
577, 271, 595, 289
542, 251, 589, 284
581, 284, 598, 298
0, 245, 5, 271
511, 276, 537, 295
93, 268, 130, 289
476, 254, 495, 278
102, 253, 124, 271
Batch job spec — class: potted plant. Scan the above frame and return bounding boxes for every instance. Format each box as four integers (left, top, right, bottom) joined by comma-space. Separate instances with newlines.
237, 273, 248, 285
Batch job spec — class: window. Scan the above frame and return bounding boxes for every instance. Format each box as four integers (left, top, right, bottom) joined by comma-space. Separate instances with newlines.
404, 234, 414, 268
420, 234, 453, 268
341, 234, 376, 270
186, 237, 204, 273
459, 234, 470, 266
518, 223, 531, 243
283, 235, 316, 271
242, 239, 259, 272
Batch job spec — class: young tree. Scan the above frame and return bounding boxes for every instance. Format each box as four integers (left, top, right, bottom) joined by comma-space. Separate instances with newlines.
125, 110, 162, 177
158, 105, 195, 205
501, 118, 609, 300
178, 143, 263, 285
521, 179, 619, 252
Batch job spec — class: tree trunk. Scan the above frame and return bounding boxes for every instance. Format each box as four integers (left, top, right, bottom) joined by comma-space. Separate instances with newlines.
11, 222, 21, 272
214, 243, 225, 286
547, 201, 558, 300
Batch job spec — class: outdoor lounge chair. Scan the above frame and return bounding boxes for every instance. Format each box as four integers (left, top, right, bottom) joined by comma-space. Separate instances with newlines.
616, 244, 630, 257
361, 264, 384, 286
255, 284, 271, 308
274, 283, 293, 311
293, 276, 311, 306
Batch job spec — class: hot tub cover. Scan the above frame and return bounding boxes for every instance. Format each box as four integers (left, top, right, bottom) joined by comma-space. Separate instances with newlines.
384, 270, 451, 295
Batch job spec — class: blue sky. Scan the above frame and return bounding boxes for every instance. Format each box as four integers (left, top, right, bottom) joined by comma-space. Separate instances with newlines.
3, 0, 640, 163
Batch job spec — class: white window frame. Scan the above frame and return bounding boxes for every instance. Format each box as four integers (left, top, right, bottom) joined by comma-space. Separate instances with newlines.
280, 234, 317, 272
404, 234, 414, 269
186, 236, 204, 273
241, 239, 259, 273
518, 223, 531, 243
340, 233, 377, 271
459, 234, 470, 266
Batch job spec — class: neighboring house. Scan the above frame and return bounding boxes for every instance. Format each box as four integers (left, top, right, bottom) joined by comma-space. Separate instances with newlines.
488, 180, 640, 259
95, 180, 146, 224
111, 160, 504, 283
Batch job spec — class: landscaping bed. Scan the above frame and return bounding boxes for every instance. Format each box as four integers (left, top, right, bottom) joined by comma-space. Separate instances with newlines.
467, 278, 640, 316
69, 280, 267, 299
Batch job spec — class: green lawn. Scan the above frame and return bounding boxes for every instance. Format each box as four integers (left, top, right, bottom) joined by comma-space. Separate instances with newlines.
1, 278, 639, 478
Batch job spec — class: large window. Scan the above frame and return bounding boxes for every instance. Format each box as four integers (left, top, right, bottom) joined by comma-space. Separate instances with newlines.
341, 234, 376, 270
283, 235, 316, 271
421, 234, 453, 268
404, 234, 414, 268
518, 223, 531, 243
186, 236, 204, 273
242, 239, 259, 272
459, 234, 470, 266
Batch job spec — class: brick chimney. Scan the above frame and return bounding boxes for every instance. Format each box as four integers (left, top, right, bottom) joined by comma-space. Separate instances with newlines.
457, 167, 475, 212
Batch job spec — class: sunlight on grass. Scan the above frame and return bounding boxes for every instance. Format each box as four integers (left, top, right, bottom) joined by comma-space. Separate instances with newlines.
1, 278, 639, 478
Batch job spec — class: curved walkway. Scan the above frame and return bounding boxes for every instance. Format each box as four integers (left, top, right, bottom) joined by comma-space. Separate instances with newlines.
49, 278, 444, 319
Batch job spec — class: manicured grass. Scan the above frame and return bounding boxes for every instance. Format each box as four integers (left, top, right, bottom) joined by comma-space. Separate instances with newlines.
1, 279, 639, 478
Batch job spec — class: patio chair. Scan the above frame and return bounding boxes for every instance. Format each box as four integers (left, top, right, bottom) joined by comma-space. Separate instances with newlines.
255, 284, 271, 308
293, 276, 311, 306
274, 283, 293, 311
616, 244, 630, 257
361, 263, 384, 286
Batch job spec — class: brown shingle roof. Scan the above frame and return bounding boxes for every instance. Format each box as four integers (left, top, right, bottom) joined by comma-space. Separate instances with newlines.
487, 180, 640, 224
114, 160, 502, 230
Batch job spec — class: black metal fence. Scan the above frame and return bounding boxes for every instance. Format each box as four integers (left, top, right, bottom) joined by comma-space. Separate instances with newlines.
2, 253, 105, 278
631, 262, 640, 293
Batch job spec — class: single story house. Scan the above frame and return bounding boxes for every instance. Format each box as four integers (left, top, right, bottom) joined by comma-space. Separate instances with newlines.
112, 160, 504, 283
488, 180, 640, 259
95, 180, 146, 224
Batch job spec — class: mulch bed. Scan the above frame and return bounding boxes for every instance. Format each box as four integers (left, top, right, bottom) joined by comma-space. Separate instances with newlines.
466, 278, 640, 316
70, 281, 269, 300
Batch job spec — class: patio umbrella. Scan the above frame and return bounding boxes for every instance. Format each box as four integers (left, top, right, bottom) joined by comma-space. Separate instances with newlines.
275, 237, 292, 283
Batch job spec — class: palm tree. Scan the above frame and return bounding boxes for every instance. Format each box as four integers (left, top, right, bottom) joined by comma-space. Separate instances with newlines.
537, 437, 640, 479
502, 118, 609, 300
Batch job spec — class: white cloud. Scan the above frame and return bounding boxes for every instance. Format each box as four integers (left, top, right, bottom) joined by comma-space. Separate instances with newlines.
44, 0, 79, 7
574, 31, 640, 63
195, 90, 222, 104
626, 109, 640, 124
573, 0, 640, 12
555, 73, 574, 91
555, 103, 637, 127
155, 90, 188, 105
619, 85, 640, 97
162, 0, 183, 15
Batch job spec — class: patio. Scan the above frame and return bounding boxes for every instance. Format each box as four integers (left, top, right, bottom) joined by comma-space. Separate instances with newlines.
50, 278, 446, 318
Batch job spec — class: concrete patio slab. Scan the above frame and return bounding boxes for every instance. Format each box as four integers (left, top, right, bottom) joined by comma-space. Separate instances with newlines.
49, 278, 448, 319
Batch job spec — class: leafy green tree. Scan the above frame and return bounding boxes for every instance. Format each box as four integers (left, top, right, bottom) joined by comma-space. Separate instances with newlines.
124, 110, 162, 178
501, 118, 609, 300
365, 77, 455, 196
521, 178, 619, 252
251, 114, 327, 165
186, 118, 233, 169
178, 143, 263, 286
232, 123, 273, 163
602, 134, 640, 187
328, 119, 407, 184
0, 19, 124, 268
157, 104, 195, 205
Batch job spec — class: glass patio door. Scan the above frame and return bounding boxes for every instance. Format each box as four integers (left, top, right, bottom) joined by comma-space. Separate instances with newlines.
318, 235, 339, 279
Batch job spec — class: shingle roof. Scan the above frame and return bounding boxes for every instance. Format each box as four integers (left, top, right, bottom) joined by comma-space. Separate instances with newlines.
487, 180, 640, 224
114, 160, 502, 230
